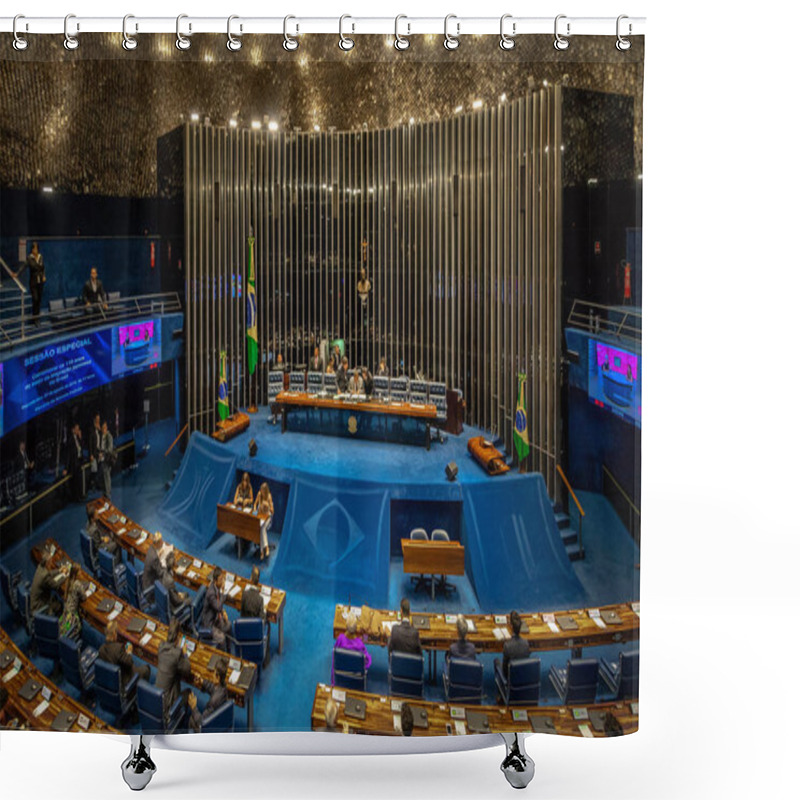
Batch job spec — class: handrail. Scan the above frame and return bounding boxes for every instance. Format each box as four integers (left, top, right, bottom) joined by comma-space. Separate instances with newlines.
0, 255, 26, 293
567, 299, 641, 344
165, 423, 189, 457
602, 464, 640, 517
556, 464, 585, 557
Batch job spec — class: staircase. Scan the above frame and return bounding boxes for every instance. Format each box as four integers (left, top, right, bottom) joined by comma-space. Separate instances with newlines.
553, 502, 584, 561
0, 276, 30, 344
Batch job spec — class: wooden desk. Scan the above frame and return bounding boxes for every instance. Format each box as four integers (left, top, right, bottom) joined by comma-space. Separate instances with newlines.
211, 411, 250, 443
31, 540, 258, 731
217, 502, 268, 558
275, 391, 437, 449
401, 538, 465, 599
310, 684, 638, 737
333, 601, 640, 655
89, 499, 287, 654
0, 626, 120, 734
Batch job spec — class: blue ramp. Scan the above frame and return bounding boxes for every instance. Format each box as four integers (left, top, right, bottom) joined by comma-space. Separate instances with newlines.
272, 475, 391, 606
158, 433, 237, 551
462, 474, 587, 610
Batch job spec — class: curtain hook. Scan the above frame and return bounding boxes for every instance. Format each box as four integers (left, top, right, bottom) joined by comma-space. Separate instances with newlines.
443, 14, 459, 51
227, 15, 242, 51
554, 14, 570, 51
283, 15, 299, 51
122, 15, 138, 51
64, 13, 79, 51
499, 14, 516, 50
394, 15, 410, 51
616, 15, 632, 51
176, 14, 191, 51
12, 14, 29, 51
339, 15, 354, 51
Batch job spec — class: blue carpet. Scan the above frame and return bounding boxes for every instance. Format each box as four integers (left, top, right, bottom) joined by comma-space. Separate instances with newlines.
0, 414, 640, 733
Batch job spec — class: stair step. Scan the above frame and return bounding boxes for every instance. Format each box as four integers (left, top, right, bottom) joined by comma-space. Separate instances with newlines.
554, 511, 571, 529
565, 543, 584, 561
560, 528, 578, 546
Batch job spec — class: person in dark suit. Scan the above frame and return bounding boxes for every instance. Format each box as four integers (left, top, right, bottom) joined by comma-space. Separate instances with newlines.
187, 660, 230, 733
87, 506, 120, 561
361, 367, 373, 397
88, 413, 103, 492
30, 550, 66, 616
241, 566, 267, 622
388, 598, 422, 655
447, 615, 477, 661
18, 441, 35, 490
142, 532, 166, 593
80, 267, 108, 313
15, 241, 45, 325
400, 703, 414, 736
161, 552, 192, 628
155, 618, 192, 716
98, 620, 151, 683
309, 346, 324, 372
63, 422, 85, 501
201, 567, 231, 652
332, 345, 342, 370
336, 357, 350, 393
376, 356, 390, 377
501, 610, 531, 677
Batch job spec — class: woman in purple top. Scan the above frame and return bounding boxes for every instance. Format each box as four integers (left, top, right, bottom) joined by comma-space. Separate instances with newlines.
331, 612, 372, 684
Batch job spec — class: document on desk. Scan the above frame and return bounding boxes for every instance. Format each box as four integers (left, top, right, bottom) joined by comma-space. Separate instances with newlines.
492, 627, 510, 641
2, 662, 21, 683
542, 613, 560, 634
588, 608, 607, 628
382, 620, 399, 635
454, 721, 467, 735
631, 601, 640, 617
32, 699, 50, 718
332, 688, 346, 704
466, 618, 476, 633
139, 633, 153, 648
228, 584, 241, 598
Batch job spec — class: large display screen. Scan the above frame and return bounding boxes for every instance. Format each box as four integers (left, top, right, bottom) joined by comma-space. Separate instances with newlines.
1, 321, 162, 435
588, 340, 641, 427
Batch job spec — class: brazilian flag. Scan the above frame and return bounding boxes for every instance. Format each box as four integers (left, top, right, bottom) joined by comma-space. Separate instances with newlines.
246, 236, 258, 375
514, 373, 530, 463
218, 351, 230, 422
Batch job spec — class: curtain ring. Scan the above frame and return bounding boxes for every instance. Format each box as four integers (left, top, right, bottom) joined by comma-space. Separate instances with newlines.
122, 15, 138, 51
227, 15, 242, 51
394, 15, 410, 51
443, 14, 459, 51
64, 13, 79, 51
499, 14, 516, 50
12, 14, 29, 51
283, 15, 298, 51
554, 14, 570, 51
176, 14, 191, 51
616, 15, 632, 51
339, 15, 354, 51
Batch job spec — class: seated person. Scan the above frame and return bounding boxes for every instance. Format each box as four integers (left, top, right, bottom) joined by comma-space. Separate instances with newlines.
272, 353, 286, 371
376, 356, 390, 377
325, 357, 336, 375
58, 564, 87, 639
400, 703, 414, 737
324, 697, 339, 732
86, 506, 120, 561
162, 552, 193, 629
388, 598, 422, 655
332, 344, 342, 370
98, 620, 151, 683
500, 610, 531, 678
253, 482, 274, 561
155, 619, 193, 717
188, 660, 230, 733
447, 615, 477, 661
348, 369, 365, 395
234, 472, 254, 508
241, 566, 267, 621
142, 531, 166, 593
336, 357, 350, 393
201, 567, 231, 653
361, 367, 373, 397
30, 550, 67, 616
331, 611, 372, 684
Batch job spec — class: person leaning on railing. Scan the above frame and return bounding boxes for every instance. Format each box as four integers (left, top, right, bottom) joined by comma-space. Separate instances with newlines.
14, 241, 46, 326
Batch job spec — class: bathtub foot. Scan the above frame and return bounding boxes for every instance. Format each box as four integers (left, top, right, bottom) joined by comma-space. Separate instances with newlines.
122, 735, 157, 791
500, 733, 535, 789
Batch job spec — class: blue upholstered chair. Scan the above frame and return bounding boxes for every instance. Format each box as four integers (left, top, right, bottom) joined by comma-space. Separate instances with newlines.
80, 530, 99, 576
33, 612, 61, 665
201, 699, 236, 733
599, 650, 639, 700
494, 656, 542, 707
95, 659, 139, 723
1, 564, 22, 614
192, 585, 214, 645
332, 647, 367, 691
98, 548, 126, 596
231, 617, 269, 671
442, 657, 483, 703
16, 583, 33, 635
154, 580, 194, 630
125, 561, 155, 614
548, 658, 599, 705
137, 681, 187, 735
388, 651, 424, 698
58, 634, 98, 695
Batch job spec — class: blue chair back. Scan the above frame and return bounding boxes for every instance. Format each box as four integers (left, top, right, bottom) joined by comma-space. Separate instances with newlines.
33, 612, 60, 661
17, 583, 32, 633
125, 561, 143, 609
618, 651, 639, 700
431, 529, 450, 542
507, 657, 542, 706
232, 617, 267, 670
201, 699, 236, 733
154, 580, 170, 625
444, 657, 483, 703
98, 548, 123, 595
137, 682, 169, 734
80, 530, 98, 575
0, 564, 20, 612
333, 647, 367, 691
409, 528, 428, 541
58, 635, 96, 692
389, 651, 424, 698
95, 659, 126, 715
193, 585, 213, 642
564, 658, 599, 705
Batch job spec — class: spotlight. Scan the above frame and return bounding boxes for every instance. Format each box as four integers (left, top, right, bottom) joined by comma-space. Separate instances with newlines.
42, 186, 54, 193
248, 439, 258, 457
190, 112, 200, 122
472, 99, 483, 110
251, 120, 262, 130
500, 93, 507, 103
445, 462, 459, 482
229, 118, 238, 128
454, 105, 463, 114
313, 124, 320, 132
268, 121, 279, 132
409, 117, 415, 126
